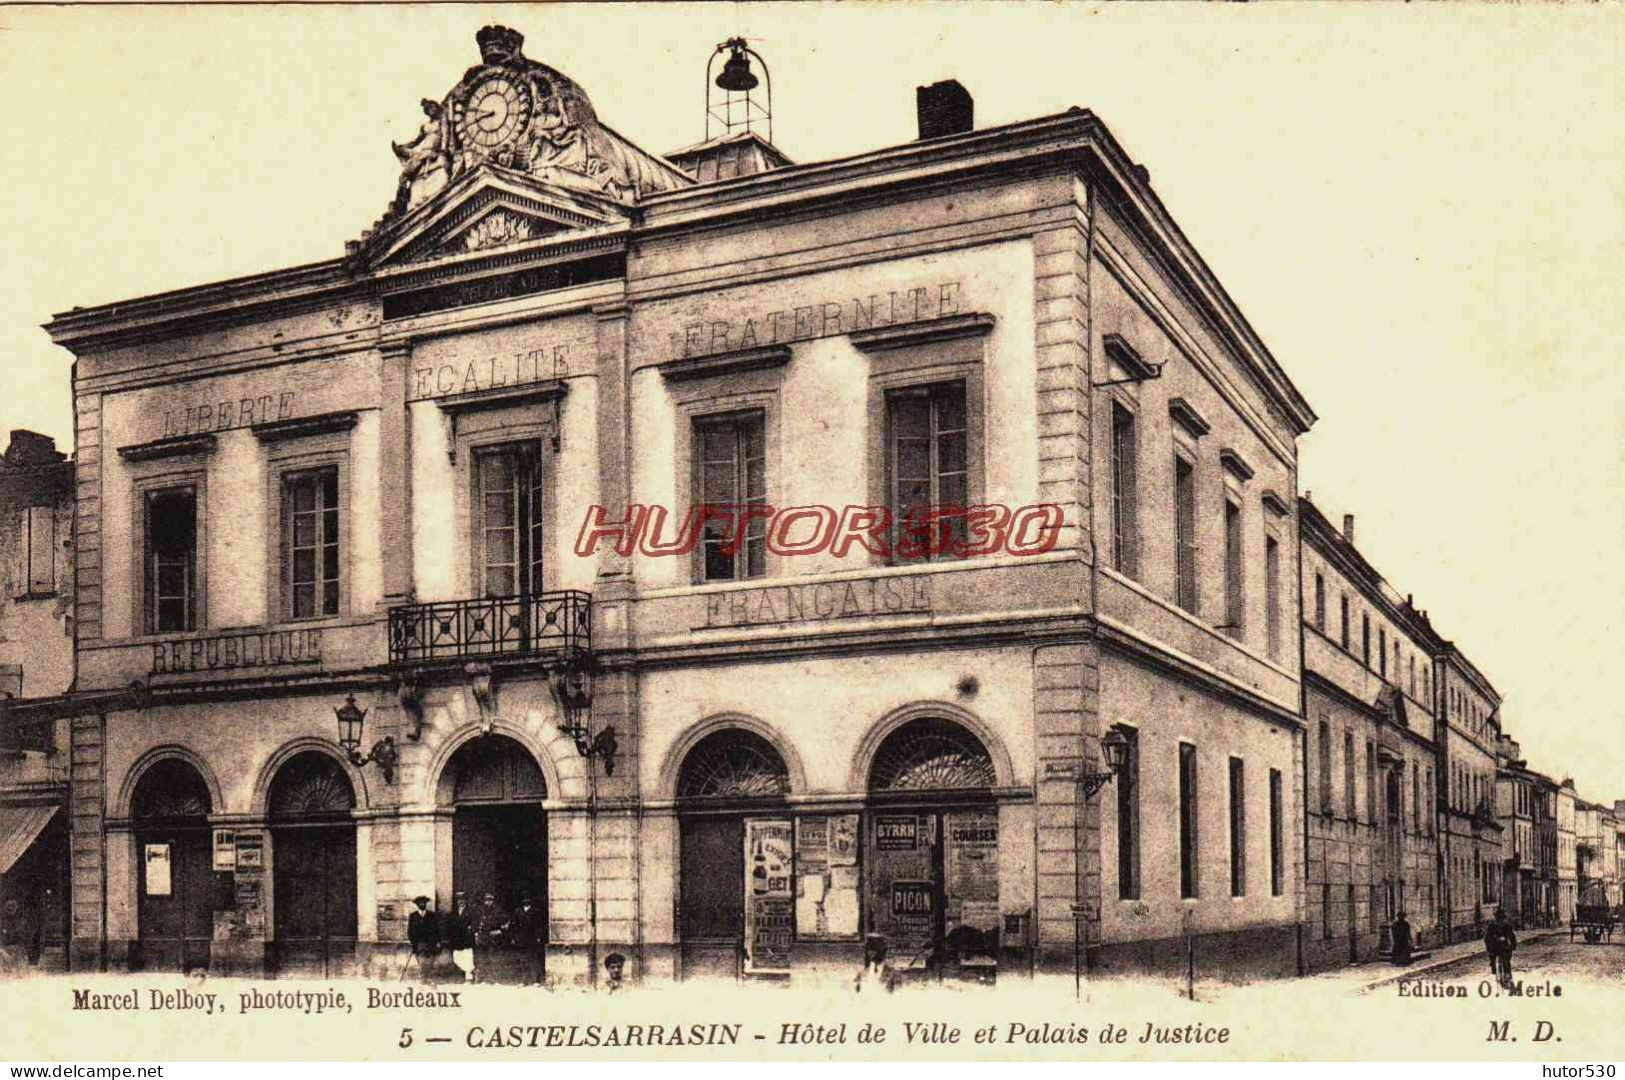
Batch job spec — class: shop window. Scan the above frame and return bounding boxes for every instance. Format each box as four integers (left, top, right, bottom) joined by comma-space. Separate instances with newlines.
476, 442, 545, 597
281, 468, 340, 620
1110, 401, 1138, 578
144, 487, 197, 634
885, 382, 968, 563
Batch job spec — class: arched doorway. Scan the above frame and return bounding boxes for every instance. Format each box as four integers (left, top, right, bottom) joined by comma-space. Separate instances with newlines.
676, 728, 791, 980
269, 752, 358, 977
441, 735, 547, 983
132, 759, 217, 973
865, 717, 999, 980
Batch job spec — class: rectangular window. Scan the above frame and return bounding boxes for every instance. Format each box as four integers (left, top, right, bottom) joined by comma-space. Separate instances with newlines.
1269, 768, 1284, 896
887, 382, 968, 562
1409, 654, 1417, 697
1366, 739, 1377, 825
1425, 768, 1434, 835
1223, 499, 1243, 637
1344, 731, 1356, 819
1340, 595, 1350, 649
1117, 726, 1140, 900
1265, 535, 1281, 659
477, 443, 546, 597
1362, 613, 1371, 666
695, 414, 766, 581
1318, 719, 1332, 814
1229, 756, 1246, 897
1110, 402, 1138, 577
1179, 742, 1199, 899
1313, 573, 1326, 631
1174, 456, 1197, 612
1378, 626, 1387, 677
282, 468, 340, 620
1412, 769, 1421, 833
15, 506, 55, 595
145, 487, 197, 634
1322, 882, 1332, 940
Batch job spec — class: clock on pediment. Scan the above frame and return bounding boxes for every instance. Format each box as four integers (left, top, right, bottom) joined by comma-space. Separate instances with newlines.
451, 71, 535, 158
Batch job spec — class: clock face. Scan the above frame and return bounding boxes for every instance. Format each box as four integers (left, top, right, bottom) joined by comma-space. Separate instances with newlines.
455, 74, 534, 153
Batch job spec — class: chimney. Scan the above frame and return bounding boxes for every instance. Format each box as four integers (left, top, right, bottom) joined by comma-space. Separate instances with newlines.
1342, 514, 1355, 543
917, 79, 974, 140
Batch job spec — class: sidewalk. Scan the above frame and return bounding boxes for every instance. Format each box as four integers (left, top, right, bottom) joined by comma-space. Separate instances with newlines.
1308, 930, 1563, 994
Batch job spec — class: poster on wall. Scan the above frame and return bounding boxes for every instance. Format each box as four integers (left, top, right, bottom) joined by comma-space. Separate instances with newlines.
743, 819, 794, 974
944, 810, 1000, 937
794, 814, 861, 941
212, 829, 237, 871
144, 843, 172, 897
234, 832, 264, 870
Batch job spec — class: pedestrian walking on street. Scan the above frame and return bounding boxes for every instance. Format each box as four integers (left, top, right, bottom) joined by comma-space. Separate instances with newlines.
1485, 907, 1518, 989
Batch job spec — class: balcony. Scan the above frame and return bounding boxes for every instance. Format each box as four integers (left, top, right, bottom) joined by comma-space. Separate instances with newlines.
388, 591, 591, 666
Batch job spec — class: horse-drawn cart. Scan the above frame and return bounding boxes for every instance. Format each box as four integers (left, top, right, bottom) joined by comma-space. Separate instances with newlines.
1569, 879, 1616, 944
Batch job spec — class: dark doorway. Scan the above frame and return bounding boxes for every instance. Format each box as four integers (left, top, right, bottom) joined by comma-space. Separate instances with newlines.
866, 718, 1000, 982
269, 752, 358, 977
679, 816, 745, 979
132, 759, 217, 973
675, 729, 790, 980
443, 736, 547, 984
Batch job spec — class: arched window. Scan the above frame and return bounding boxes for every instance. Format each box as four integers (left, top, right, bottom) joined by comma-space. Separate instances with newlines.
132, 759, 212, 821
677, 730, 789, 799
268, 752, 356, 819
869, 717, 995, 791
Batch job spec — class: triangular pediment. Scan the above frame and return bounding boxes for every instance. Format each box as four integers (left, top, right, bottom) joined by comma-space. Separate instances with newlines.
358, 165, 628, 271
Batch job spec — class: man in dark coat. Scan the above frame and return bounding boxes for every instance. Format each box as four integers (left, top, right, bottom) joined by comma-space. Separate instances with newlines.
1485, 907, 1518, 987
406, 896, 440, 980
471, 892, 509, 983
1389, 911, 1413, 965
507, 896, 543, 986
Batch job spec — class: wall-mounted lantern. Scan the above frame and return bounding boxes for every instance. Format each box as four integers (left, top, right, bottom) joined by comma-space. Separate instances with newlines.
549, 656, 616, 776
1079, 723, 1134, 800
334, 693, 399, 784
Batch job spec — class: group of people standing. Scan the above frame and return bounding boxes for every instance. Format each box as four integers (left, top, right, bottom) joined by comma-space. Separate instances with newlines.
406, 892, 544, 985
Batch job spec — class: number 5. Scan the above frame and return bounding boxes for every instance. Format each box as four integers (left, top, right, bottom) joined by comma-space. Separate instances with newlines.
399, 1028, 413, 1049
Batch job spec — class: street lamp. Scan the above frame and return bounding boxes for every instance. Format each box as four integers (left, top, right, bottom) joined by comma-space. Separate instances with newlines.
334, 693, 399, 784
1079, 723, 1133, 799
549, 656, 616, 776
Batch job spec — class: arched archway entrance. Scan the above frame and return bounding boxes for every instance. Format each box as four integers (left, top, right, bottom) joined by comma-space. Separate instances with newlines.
132, 759, 217, 973
440, 735, 546, 984
268, 751, 358, 977
865, 717, 999, 980
675, 728, 791, 979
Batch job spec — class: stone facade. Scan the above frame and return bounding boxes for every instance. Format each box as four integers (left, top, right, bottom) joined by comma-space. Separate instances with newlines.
38, 27, 1320, 984
1298, 499, 1442, 971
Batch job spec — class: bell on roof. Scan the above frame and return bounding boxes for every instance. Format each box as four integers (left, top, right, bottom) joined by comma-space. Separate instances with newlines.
706, 37, 772, 143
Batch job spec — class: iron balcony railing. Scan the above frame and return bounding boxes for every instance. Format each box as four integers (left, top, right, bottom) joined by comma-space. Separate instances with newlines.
388, 590, 591, 665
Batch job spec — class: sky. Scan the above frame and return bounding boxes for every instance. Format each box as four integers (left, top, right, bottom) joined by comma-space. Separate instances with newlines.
0, 4, 1620, 797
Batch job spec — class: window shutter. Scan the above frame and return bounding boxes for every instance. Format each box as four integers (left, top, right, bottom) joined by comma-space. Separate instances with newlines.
28, 506, 55, 593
